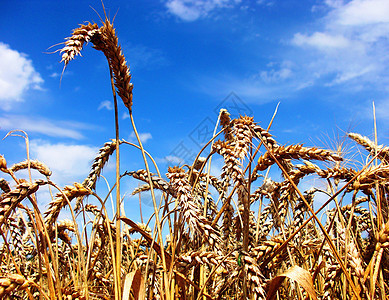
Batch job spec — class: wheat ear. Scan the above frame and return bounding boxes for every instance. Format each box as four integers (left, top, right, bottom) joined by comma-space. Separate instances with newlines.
60, 22, 99, 67
44, 182, 91, 226
10, 160, 52, 177
91, 19, 133, 112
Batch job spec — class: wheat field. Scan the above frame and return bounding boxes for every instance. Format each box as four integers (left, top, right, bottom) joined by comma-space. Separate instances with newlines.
0, 13, 388, 300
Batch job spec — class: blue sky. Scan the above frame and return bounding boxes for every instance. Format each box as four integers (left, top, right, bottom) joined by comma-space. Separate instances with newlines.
1, 0, 389, 216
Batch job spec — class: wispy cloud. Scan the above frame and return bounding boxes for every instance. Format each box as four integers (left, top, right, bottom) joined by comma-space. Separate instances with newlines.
258, 61, 294, 84
165, 0, 239, 21
30, 139, 98, 185
292, 32, 350, 49
49, 72, 60, 78
98, 100, 113, 111
129, 132, 152, 144
0, 114, 89, 140
123, 44, 168, 70
0, 43, 43, 110
162, 155, 184, 165
201, 0, 389, 101
195, 72, 296, 103
291, 0, 389, 88
122, 112, 130, 120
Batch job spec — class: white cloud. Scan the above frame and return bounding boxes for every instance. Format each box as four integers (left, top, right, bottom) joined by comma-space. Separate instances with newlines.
290, 0, 389, 88
259, 61, 294, 83
163, 155, 185, 165
256, 0, 274, 6
122, 112, 130, 120
0, 114, 85, 139
30, 139, 98, 185
49, 72, 60, 78
335, 0, 389, 26
165, 0, 236, 21
292, 32, 350, 49
194, 72, 293, 103
129, 132, 152, 144
329, 66, 373, 85
0, 43, 43, 109
323, 0, 344, 9
196, 0, 389, 101
98, 100, 113, 111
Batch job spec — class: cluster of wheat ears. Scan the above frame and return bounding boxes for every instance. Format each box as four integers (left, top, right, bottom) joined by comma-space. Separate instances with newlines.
0, 12, 388, 300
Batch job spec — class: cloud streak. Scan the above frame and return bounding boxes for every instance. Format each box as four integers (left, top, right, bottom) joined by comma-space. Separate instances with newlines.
165, 0, 239, 21
129, 132, 152, 144
123, 44, 168, 70
0, 114, 89, 140
98, 100, 113, 111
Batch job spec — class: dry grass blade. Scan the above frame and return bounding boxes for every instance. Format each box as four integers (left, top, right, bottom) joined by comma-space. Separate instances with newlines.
120, 216, 172, 267
122, 269, 144, 300
266, 265, 317, 300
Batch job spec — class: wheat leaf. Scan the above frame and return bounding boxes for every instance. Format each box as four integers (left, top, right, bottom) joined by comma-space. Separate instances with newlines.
266, 265, 317, 300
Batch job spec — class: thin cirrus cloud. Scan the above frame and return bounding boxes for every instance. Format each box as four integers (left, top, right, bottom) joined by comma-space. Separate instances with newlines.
129, 131, 152, 144
165, 0, 237, 21
292, 32, 350, 49
98, 100, 113, 111
123, 44, 168, 70
0, 114, 86, 140
0, 42, 43, 110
